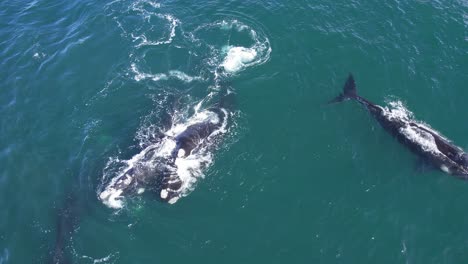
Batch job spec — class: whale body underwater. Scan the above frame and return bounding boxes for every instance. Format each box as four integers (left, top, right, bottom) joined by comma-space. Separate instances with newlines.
331, 74, 468, 178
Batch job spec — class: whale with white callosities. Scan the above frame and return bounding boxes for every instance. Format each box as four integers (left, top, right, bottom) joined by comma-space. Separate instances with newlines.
99, 97, 230, 208
330, 74, 468, 178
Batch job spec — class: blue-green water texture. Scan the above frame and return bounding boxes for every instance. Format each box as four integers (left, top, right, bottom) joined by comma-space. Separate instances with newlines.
1, 0, 468, 263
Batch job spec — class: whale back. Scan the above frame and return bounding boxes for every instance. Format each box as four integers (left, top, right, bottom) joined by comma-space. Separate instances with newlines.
461, 153, 468, 166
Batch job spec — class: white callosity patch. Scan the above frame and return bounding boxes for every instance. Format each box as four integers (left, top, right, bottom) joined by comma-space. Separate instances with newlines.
99, 107, 229, 209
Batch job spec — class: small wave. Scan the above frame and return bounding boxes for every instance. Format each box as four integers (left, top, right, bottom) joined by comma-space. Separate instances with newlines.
60, 35, 91, 55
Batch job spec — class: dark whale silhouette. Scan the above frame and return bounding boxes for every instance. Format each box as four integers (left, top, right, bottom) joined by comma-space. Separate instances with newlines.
170, 108, 226, 160
161, 106, 228, 203
330, 74, 468, 178
49, 192, 80, 264
100, 107, 227, 205
99, 90, 233, 207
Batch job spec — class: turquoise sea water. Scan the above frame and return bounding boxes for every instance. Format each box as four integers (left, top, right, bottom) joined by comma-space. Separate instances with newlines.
1, 0, 468, 263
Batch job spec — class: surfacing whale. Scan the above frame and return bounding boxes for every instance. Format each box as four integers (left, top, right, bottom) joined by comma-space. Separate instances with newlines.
99, 106, 228, 207
330, 74, 468, 178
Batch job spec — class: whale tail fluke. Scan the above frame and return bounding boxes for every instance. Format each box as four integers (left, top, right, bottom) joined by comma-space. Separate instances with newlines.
328, 74, 357, 104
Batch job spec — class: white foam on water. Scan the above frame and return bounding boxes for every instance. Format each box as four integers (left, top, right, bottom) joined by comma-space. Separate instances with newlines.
191, 19, 272, 76
382, 101, 413, 122
99, 188, 124, 209
145, 0, 161, 9
195, 19, 251, 34
99, 105, 229, 209
130, 0, 161, 12
33, 52, 45, 59
107, 0, 177, 48
133, 14, 179, 48
168, 70, 204, 82
131, 63, 168, 82
219, 19, 249, 31
80, 252, 119, 264
221, 46, 258, 72
130, 64, 202, 83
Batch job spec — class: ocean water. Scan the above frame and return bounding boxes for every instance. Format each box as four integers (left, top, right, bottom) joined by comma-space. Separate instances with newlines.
1, 0, 468, 263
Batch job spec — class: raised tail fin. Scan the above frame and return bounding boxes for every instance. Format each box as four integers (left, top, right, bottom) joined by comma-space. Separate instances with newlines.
328, 74, 357, 104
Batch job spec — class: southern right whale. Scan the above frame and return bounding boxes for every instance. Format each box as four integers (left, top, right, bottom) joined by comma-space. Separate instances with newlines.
330, 74, 468, 178
99, 106, 228, 207
170, 107, 227, 161
99, 88, 234, 208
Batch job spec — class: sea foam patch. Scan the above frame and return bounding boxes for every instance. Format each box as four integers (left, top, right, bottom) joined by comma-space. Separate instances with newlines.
382, 101, 413, 122
132, 14, 179, 47
221, 46, 258, 72
130, 63, 203, 83
107, 0, 177, 48
191, 19, 272, 76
